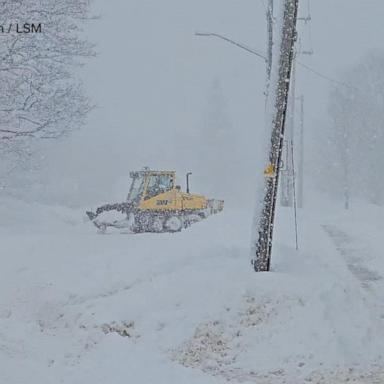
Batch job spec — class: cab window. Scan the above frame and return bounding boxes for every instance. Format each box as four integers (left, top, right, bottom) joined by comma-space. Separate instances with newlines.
127, 175, 144, 202
145, 174, 173, 200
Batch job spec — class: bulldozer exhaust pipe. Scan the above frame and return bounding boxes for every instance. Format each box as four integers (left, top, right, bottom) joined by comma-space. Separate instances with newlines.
186, 172, 192, 194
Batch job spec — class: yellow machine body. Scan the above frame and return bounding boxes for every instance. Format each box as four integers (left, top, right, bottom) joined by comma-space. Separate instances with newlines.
87, 169, 224, 233
134, 171, 207, 211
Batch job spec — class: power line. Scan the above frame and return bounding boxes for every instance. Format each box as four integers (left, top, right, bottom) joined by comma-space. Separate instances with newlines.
194, 31, 355, 90
297, 61, 357, 90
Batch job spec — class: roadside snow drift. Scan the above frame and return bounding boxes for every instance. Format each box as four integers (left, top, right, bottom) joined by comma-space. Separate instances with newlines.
1, 197, 384, 383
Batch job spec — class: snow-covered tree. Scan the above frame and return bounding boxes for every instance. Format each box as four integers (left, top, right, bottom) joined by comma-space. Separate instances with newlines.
0, 0, 94, 142
0, 0, 95, 193
193, 78, 237, 200
324, 53, 384, 206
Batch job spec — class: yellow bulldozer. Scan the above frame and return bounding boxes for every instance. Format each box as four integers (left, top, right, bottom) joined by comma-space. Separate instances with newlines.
86, 168, 224, 233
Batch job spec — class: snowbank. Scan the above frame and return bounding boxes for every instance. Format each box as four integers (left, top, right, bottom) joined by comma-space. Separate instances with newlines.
1, 197, 383, 383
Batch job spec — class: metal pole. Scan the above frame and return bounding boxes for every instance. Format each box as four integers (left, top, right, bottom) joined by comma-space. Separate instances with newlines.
297, 94, 304, 208
281, 57, 296, 207
253, 0, 299, 272
195, 32, 266, 61
290, 139, 299, 250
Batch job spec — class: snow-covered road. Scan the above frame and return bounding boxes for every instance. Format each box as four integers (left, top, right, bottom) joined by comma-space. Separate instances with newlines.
1, 197, 383, 383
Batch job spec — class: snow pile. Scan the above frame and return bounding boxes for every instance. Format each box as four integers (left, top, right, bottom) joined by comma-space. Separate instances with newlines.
0, 196, 85, 234
1, 196, 384, 383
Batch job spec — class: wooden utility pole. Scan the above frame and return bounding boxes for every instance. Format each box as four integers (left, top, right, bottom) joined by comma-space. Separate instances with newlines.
252, 0, 299, 272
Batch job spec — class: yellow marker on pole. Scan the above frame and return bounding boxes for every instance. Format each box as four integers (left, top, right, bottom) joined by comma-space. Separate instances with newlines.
264, 164, 276, 178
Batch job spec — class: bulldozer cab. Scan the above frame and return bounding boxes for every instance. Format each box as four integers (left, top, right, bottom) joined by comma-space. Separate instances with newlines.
127, 170, 175, 206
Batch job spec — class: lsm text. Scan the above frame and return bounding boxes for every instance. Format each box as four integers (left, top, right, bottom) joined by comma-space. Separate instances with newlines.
0, 23, 42, 34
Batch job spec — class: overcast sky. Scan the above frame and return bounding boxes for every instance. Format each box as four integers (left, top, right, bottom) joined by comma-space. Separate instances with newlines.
42, 0, 384, 206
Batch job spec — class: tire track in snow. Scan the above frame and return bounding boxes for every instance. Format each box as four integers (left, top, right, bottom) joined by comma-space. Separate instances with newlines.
322, 224, 384, 353
322, 225, 382, 288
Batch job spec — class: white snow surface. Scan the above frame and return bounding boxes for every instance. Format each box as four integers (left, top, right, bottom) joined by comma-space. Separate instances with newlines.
1, 196, 384, 383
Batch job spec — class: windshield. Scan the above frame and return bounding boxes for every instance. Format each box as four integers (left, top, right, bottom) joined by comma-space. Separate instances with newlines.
127, 175, 144, 203
145, 174, 173, 200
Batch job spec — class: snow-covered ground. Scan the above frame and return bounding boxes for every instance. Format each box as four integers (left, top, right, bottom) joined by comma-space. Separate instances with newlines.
1, 197, 383, 383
